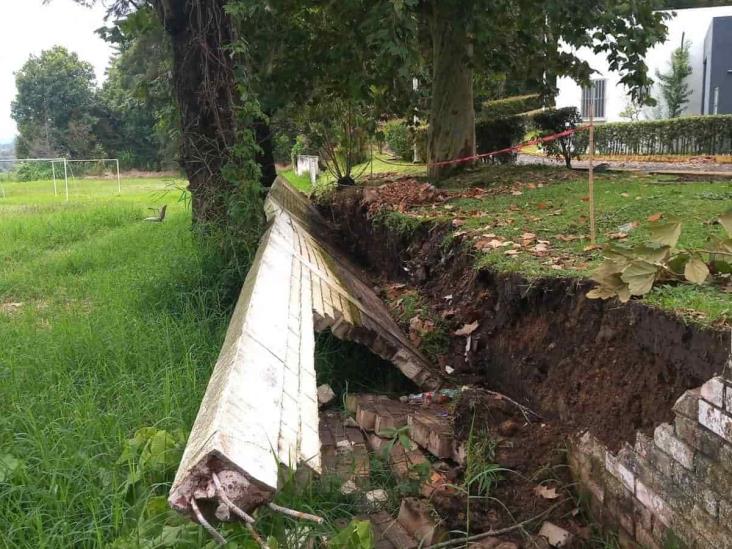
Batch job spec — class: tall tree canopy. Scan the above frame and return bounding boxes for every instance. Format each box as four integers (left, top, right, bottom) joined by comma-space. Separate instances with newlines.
11, 46, 99, 158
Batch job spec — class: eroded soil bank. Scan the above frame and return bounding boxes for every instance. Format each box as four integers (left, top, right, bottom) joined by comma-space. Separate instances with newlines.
325, 185, 730, 452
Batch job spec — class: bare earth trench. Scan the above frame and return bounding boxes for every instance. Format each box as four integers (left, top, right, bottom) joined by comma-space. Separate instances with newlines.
321, 183, 731, 546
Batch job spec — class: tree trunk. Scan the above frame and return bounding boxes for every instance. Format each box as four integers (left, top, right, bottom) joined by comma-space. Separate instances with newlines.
428, 2, 475, 181
254, 118, 277, 187
153, 0, 241, 223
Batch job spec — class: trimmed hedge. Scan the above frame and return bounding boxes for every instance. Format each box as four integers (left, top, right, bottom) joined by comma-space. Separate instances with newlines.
481, 94, 542, 119
574, 115, 732, 156
475, 115, 526, 164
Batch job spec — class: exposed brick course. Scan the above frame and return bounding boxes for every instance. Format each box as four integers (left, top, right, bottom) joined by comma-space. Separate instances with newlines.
570, 376, 732, 548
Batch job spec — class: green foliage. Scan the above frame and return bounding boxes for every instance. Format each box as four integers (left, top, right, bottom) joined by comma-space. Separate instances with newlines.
300, 98, 373, 184
475, 115, 526, 164
97, 6, 178, 170
481, 94, 542, 119
14, 161, 55, 182
383, 119, 413, 161
532, 107, 583, 168
328, 519, 374, 549
11, 46, 99, 158
587, 211, 732, 302
574, 115, 732, 156
656, 38, 693, 118
117, 427, 186, 491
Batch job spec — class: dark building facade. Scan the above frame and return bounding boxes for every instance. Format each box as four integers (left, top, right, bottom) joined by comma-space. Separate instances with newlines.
702, 15, 732, 115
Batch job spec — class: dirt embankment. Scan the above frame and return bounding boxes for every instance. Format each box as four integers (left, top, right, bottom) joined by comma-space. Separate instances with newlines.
325, 187, 731, 451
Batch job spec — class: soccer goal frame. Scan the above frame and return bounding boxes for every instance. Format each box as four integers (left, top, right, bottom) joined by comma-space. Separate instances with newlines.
0, 157, 121, 200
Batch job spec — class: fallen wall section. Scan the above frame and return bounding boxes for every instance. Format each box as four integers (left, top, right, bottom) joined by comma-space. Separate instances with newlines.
570, 375, 732, 548
169, 178, 441, 522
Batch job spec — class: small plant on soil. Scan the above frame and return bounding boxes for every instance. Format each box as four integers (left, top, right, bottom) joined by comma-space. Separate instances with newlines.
587, 210, 732, 302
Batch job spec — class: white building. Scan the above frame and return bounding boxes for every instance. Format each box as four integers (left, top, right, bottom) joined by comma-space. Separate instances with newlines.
555, 6, 732, 122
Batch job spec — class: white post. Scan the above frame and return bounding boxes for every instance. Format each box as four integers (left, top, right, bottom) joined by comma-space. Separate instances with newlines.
63, 158, 69, 201
116, 159, 121, 194
52, 161, 57, 196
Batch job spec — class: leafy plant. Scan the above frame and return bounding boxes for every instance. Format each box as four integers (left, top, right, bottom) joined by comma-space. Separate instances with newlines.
328, 519, 374, 549
377, 425, 414, 455
117, 427, 187, 491
532, 107, 583, 168
587, 211, 732, 302
382, 119, 413, 161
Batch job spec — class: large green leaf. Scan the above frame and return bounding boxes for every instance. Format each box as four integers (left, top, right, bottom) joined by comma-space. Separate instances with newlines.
621, 260, 658, 296
719, 210, 732, 237
684, 257, 709, 284
648, 218, 682, 248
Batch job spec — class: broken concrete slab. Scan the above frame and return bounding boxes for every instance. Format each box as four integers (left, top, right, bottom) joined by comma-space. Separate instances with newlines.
169, 177, 442, 524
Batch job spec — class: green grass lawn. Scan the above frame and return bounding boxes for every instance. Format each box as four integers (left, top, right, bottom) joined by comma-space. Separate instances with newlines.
0, 177, 235, 547
388, 165, 732, 325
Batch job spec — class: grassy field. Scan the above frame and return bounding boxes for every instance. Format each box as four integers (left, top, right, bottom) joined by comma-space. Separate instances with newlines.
0, 177, 235, 547
0, 176, 419, 548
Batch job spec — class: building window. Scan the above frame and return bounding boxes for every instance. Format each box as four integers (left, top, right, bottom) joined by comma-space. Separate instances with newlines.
581, 79, 606, 119
713, 87, 719, 115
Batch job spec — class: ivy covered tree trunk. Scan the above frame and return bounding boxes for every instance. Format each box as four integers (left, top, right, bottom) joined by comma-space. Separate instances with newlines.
427, 1, 475, 181
153, 0, 243, 223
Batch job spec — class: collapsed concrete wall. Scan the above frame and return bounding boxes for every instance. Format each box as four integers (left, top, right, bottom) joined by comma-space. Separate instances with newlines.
570, 375, 732, 548
169, 178, 442, 524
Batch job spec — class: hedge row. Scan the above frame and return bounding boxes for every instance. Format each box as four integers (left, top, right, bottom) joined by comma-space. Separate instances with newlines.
573, 115, 732, 156
481, 94, 542, 119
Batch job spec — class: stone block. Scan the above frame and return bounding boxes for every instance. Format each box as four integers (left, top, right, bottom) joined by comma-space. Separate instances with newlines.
700, 377, 725, 409
654, 423, 694, 470
605, 450, 636, 492
672, 388, 700, 420
674, 415, 722, 460
636, 479, 674, 527
698, 400, 732, 444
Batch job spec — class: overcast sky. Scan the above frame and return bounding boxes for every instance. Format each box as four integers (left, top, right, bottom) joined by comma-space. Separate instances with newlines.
0, 0, 113, 143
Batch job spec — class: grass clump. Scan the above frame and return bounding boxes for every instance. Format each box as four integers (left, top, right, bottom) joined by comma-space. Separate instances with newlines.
0, 177, 241, 547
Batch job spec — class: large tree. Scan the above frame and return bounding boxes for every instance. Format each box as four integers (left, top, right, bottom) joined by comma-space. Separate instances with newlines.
97, 6, 177, 170
421, 0, 669, 178
11, 46, 100, 158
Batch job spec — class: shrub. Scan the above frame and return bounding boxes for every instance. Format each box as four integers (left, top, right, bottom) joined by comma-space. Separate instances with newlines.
475, 115, 526, 164
15, 162, 56, 182
573, 115, 732, 156
481, 93, 542, 118
532, 107, 583, 167
383, 119, 413, 160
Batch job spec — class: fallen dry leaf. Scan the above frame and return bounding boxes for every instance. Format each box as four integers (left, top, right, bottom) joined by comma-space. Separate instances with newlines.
452, 219, 466, 228
534, 485, 560, 500
504, 249, 520, 256
511, 190, 523, 196
620, 192, 630, 198
583, 244, 601, 252
537, 202, 548, 209
454, 321, 479, 336
647, 213, 662, 222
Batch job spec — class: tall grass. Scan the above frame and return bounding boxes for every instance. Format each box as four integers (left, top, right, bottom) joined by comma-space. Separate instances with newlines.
0, 178, 235, 547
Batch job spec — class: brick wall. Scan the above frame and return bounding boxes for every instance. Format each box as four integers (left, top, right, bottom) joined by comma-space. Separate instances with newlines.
568, 375, 732, 548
